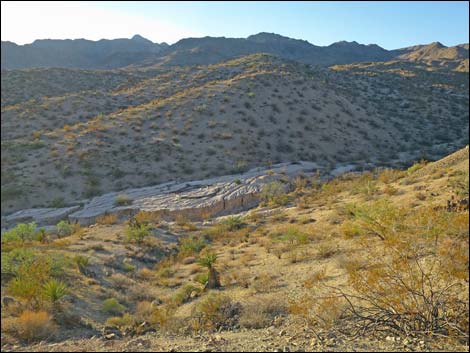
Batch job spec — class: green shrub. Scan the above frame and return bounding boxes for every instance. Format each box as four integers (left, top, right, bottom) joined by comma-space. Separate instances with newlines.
122, 261, 136, 273
1, 248, 38, 278
7, 258, 52, 306
73, 255, 89, 269
222, 216, 244, 231
406, 160, 426, 175
172, 284, 201, 305
125, 223, 151, 244
273, 226, 309, 244
102, 298, 125, 315
194, 272, 209, 285
261, 181, 289, 206
179, 236, 207, 256
50, 197, 65, 208
56, 221, 74, 237
1, 222, 36, 242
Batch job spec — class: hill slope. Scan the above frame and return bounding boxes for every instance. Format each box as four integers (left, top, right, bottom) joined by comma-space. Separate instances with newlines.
1, 147, 468, 352
2, 54, 468, 214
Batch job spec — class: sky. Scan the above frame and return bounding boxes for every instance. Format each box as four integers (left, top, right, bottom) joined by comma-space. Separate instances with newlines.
1, 1, 469, 49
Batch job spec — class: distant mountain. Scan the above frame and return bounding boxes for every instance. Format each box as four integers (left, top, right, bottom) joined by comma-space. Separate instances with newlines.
1, 35, 168, 69
2, 33, 468, 70
148, 32, 393, 67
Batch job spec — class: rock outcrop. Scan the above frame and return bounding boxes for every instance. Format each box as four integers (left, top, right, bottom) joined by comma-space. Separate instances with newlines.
2, 161, 319, 229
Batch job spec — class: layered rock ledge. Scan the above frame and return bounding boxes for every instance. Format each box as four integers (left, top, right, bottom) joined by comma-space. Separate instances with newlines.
2, 161, 320, 229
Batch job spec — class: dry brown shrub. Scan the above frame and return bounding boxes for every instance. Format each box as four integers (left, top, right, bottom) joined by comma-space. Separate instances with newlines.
251, 272, 277, 293
14, 310, 57, 342
239, 296, 287, 329
96, 213, 118, 225
135, 210, 160, 225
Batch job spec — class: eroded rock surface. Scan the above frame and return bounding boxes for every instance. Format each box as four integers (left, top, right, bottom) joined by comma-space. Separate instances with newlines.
2, 205, 80, 230
2, 162, 319, 229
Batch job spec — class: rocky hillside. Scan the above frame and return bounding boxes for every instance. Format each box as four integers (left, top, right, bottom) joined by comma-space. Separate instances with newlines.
2, 53, 468, 215
393, 42, 469, 71
1, 147, 468, 352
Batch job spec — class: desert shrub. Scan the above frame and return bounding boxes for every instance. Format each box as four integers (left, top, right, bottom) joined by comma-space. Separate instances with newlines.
7, 257, 52, 307
115, 194, 133, 206
383, 184, 399, 196
179, 236, 207, 256
240, 297, 287, 329
109, 273, 133, 290
340, 220, 361, 238
251, 272, 277, 293
291, 205, 469, 341
56, 220, 74, 237
122, 260, 136, 273
261, 181, 289, 206
135, 210, 159, 225
222, 216, 245, 231
292, 175, 307, 191
272, 226, 309, 245
347, 199, 407, 240
204, 217, 246, 240
190, 293, 239, 332
1, 222, 36, 242
102, 298, 125, 315
406, 160, 427, 175
14, 310, 57, 342
125, 223, 151, 244
378, 168, 405, 183
149, 303, 177, 330
50, 197, 65, 208
96, 213, 118, 225
1, 248, 38, 278
194, 272, 209, 285
73, 255, 89, 271
134, 301, 154, 323
172, 283, 201, 305
316, 243, 338, 259
105, 313, 134, 328
448, 170, 469, 198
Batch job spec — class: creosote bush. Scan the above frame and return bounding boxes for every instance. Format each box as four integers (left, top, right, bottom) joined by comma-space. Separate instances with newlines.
291, 202, 469, 341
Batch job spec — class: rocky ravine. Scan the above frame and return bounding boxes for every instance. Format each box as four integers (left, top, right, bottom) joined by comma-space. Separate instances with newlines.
1, 161, 320, 230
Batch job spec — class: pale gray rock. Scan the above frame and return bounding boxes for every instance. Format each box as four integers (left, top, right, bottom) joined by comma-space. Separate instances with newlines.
1, 205, 80, 230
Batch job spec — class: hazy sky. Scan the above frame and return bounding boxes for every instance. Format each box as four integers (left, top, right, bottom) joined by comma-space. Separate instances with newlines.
2, 1, 469, 49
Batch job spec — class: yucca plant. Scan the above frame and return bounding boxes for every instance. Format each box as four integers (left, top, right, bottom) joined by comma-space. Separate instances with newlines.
42, 279, 67, 304
197, 252, 220, 289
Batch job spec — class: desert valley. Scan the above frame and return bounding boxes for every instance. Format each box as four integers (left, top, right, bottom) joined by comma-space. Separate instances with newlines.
1, 3, 469, 352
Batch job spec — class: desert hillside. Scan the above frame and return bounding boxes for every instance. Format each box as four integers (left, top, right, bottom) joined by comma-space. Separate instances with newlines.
1, 147, 468, 352
2, 53, 468, 215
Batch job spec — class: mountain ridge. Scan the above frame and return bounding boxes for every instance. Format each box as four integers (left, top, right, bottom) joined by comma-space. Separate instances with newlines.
3, 32, 468, 70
